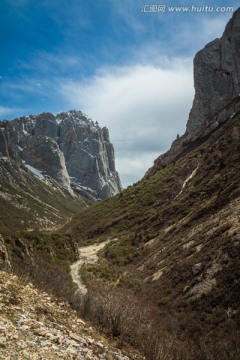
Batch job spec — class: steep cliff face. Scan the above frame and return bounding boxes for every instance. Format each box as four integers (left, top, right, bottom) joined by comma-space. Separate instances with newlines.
1, 110, 121, 200
147, 8, 240, 176
187, 7, 240, 136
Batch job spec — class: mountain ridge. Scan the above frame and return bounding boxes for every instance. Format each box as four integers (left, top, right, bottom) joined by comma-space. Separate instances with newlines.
1, 8, 240, 360
61, 8, 240, 344
0, 109, 121, 201
0, 109, 121, 230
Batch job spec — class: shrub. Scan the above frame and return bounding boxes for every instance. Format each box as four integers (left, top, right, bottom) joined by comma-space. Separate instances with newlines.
105, 237, 139, 266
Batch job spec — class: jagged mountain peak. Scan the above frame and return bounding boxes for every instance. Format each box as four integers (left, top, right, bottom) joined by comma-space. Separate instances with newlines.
61, 11, 240, 344
0, 110, 121, 200
14, 110, 99, 131
56, 110, 93, 125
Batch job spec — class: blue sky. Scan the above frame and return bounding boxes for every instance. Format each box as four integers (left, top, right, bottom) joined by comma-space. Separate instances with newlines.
0, 0, 235, 187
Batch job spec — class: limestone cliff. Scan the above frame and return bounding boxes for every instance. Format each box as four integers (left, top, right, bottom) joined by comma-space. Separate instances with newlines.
146, 8, 240, 176
0, 110, 121, 200
187, 7, 240, 136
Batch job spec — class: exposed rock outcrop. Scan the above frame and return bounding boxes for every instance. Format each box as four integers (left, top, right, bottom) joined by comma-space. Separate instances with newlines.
1, 110, 121, 200
0, 235, 11, 272
187, 7, 240, 137
146, 8, 240, 176
0, 270, 143, 359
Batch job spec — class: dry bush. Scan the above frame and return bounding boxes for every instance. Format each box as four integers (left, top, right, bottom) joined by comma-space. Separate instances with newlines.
82, 282, 181, 359
81, 281, 240, 360
13, 255, 240, 360
13, 256, 83, 312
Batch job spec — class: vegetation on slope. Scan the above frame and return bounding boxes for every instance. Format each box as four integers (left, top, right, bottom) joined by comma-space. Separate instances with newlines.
64, 150, 199, 243
64, 113, 240, 257
1, 113, 239, 359
63, 113, 240, 337
0, 160, 86, 233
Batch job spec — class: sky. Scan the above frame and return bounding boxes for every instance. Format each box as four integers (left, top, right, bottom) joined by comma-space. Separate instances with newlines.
0, 0, 235, 188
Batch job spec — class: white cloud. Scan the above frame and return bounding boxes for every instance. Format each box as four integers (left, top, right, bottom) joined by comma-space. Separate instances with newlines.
116, 152, 160, 188
201, 16, 231, 40
2, 1, 232, 188
108, 0, 146, 34
60, 58, 194, 187
16, 52, 83, 75
0, 106, 15, 117
0, 105, 28, 119
170, 14, 233, 55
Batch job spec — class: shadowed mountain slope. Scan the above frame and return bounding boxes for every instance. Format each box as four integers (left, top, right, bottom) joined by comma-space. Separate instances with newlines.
63, 9, 240, 335
64, 102, 240, 335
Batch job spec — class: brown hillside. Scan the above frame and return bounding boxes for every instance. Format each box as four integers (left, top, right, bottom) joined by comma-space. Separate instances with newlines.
64, 112, 240, 335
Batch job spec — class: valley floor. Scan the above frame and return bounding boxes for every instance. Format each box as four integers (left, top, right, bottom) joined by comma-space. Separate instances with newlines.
70, 239, 115, 295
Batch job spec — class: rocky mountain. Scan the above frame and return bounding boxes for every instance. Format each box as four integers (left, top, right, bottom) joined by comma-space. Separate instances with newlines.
1, 8, 240, 360
187, 8, 240, 137
0, 150, 85, 231
61, 113, 240, 357
60, 9, 240, 357
0, 110, 121, 201
147, 7, 240, 176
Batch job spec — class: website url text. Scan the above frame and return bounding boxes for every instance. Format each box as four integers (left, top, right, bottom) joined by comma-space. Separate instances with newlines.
141, 5, 234, 13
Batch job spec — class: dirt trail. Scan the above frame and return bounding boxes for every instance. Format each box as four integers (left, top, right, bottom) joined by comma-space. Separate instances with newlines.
70, 239, 113, 295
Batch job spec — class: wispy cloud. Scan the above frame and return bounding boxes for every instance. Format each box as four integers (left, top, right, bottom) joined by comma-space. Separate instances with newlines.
15, 51, 84, 77
117, 152, 161, 186
59, 58, 194, 187
108, 0, 146, 34
0, 106, 13, 117
0, 105, 26, 118
1, 0, 233, 186
170, 15, 232, 55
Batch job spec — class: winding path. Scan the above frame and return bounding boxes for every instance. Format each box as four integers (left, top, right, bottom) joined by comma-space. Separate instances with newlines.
70, 239, 112, 294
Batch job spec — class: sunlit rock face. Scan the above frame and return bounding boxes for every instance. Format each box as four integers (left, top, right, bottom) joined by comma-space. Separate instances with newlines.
1, 110, 121, 200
